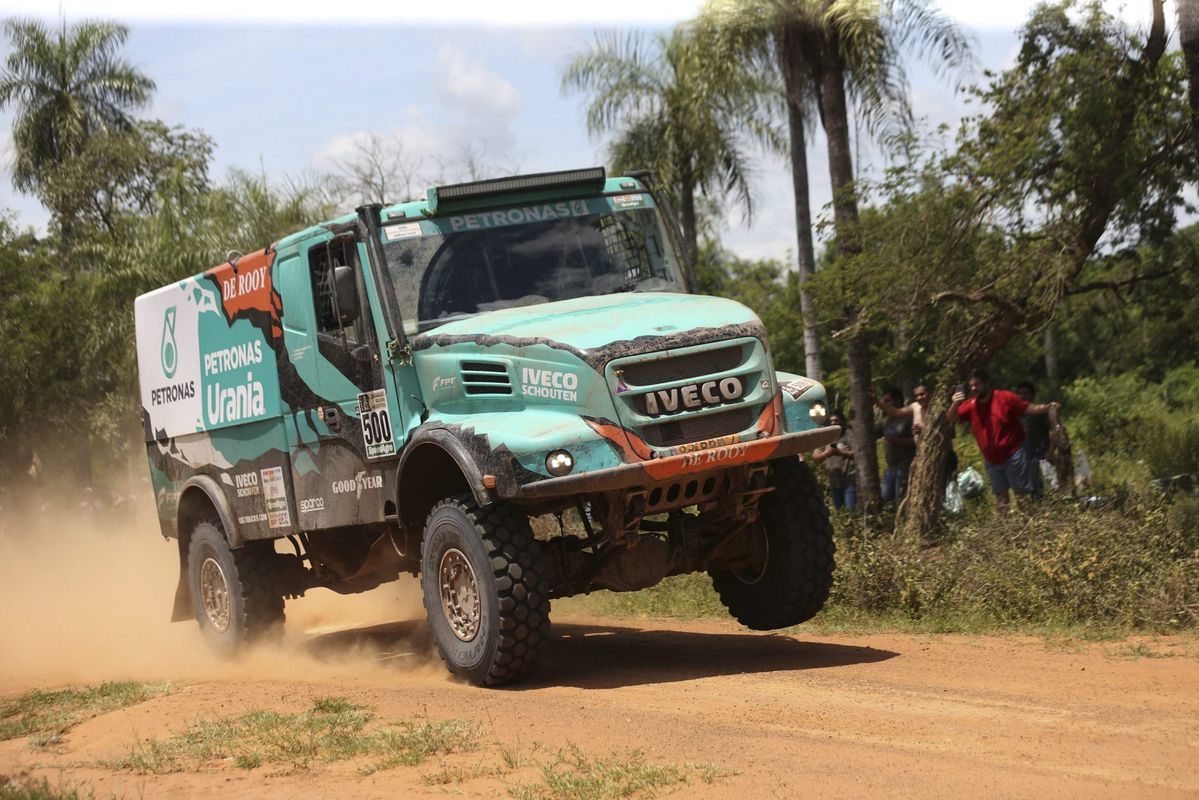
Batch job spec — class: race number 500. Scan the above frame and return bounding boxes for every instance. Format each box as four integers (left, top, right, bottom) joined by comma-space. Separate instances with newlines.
356, 389, 397, 458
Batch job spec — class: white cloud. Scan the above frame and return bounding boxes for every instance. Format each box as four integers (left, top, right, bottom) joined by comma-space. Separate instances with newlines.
313, 45, 528, 197
434, 44, 522, 118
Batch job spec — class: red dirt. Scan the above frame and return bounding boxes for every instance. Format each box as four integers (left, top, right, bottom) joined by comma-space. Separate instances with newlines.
1, 613, 1197, 799
1, 516, 1196, 797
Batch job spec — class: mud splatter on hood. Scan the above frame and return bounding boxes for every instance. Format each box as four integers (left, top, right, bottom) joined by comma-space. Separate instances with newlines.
411, 292, 765, 368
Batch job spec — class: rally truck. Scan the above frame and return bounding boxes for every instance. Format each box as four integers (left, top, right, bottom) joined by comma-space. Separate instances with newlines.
135, 167, 838, 686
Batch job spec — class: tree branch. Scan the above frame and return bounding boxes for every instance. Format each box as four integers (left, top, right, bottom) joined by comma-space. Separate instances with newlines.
927, 290, 1024, 320
1066, 268, 1177, 296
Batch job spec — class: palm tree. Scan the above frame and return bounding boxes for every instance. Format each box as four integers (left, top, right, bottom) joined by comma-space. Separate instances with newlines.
700, 3, 828, 382
0, 18, 154, 204
708, 0, 969, 510
562, 24, 780, 277
1178, 0, 1199, 167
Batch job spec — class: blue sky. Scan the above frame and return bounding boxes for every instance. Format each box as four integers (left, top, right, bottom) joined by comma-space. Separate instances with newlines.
0, 1, 1170, 262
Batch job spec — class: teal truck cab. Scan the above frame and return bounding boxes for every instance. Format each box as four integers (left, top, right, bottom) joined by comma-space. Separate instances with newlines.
135, 167, 838, 685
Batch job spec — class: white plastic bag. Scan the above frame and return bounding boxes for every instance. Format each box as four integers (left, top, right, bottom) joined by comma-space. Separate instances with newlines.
957, 466, 985, 499
944, 478, 964, 515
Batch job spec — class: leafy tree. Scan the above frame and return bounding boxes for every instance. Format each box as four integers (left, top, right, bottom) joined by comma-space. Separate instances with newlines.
40, 121, 213, 245
835, 0, 1188, 536
0, 18, 154, 236
562, 24, 780, 276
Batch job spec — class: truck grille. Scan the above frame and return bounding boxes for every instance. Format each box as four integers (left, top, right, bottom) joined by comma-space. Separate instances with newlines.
641, 407, 756, 448
618, 344, 742, 387
606, 337, 770, 453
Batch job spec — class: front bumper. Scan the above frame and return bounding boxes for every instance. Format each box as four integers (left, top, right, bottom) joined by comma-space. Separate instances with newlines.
516, 426, 840, 500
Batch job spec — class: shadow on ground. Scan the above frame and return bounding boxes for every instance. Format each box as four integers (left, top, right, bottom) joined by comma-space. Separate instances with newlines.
304, 619, 898, 689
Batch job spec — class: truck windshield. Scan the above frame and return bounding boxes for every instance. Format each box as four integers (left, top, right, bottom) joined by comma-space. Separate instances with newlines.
382, 196, 686, 334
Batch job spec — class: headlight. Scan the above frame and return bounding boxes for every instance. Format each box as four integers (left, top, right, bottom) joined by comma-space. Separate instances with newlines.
546, 449, 575, 476
809, 402, 827, 424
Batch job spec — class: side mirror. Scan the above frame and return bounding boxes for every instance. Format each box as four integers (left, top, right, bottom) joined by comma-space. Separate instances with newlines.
333, 265, 359, 325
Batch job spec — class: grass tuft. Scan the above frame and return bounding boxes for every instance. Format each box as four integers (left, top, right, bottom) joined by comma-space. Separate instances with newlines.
508, 746, 723, 800
0, 777, 95, 800
103, 698, 478, 774
0, 682, 171, 744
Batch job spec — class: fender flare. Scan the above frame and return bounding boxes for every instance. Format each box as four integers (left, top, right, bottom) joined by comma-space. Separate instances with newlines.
179, 473, 243, 548
396, 425, 492, 527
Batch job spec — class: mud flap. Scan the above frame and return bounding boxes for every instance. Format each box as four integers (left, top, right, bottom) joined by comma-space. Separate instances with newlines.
171, 547, 193, 622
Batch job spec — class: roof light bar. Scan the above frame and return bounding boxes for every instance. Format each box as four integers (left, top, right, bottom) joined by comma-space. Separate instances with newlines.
427, 167, 607, 213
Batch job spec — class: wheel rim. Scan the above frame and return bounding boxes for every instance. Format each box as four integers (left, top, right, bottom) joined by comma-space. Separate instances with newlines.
439, 548, 481, 642
199, 557, 231, 633
731, 525, 770, 585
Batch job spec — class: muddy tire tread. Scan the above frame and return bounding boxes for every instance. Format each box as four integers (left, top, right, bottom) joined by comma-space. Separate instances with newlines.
710, 459, 836, 630
190, 519, 285, 646
424, 499, 551, 686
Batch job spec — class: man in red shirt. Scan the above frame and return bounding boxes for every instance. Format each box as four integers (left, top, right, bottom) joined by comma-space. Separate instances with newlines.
950, 369, 1060, 511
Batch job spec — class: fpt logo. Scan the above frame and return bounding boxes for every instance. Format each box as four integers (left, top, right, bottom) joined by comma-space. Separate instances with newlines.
160, 306, 178, 378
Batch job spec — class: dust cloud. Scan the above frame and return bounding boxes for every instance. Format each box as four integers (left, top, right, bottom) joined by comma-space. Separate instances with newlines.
0, 498, 435, 691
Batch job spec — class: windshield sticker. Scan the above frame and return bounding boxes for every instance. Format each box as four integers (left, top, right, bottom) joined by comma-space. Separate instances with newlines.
611, 193, 645, 209
260, 466, 291, 529
449, 200, 589, 232
384, 222, 423, 241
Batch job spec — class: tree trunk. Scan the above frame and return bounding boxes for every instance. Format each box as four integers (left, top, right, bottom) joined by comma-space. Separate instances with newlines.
1043, 324, 1059, 390
846, 325, 882, 511
896, 389, 952, 538
897, 313, 1022, 538
1177, 0, 1199, 168
786, 102, 825, 381
816, 54, 879, 507
677, 173, 699, 281
779, 37, 824, 381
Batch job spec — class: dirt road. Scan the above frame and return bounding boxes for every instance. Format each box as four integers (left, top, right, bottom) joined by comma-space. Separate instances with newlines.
2, 612, 1197, 799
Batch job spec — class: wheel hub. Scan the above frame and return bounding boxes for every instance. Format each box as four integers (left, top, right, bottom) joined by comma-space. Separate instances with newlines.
731, 524, 770, 585
438, 548, 481, 642
199, 557, 231, 632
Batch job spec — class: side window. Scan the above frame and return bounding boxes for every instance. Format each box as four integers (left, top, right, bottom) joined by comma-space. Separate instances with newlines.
308, 237, 367, 346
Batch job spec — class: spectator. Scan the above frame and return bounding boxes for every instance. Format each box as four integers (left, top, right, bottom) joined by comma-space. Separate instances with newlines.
1016, 381, 1054, 493
878, 381, 958, 485
877, 386, 916, 503
810, 411, 857, 512
950, 369, 1060, 511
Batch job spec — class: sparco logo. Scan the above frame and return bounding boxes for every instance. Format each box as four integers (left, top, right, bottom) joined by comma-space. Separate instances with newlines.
160, 306, 178, 378
643, 377, 744, 417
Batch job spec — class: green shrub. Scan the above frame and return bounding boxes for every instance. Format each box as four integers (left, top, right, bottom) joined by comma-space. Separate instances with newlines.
1065, 364, 1199, 485
567, 494, 1199, 633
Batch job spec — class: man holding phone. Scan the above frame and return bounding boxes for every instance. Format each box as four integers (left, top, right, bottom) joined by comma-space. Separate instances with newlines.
949, 369, 1060, 511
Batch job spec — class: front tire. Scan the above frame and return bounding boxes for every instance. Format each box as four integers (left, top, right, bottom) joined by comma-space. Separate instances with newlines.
421, 499, 550, 686
187, 519, 285, 655
709, 459, 836, 630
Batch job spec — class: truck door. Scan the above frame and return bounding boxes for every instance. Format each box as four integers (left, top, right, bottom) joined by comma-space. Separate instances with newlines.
276, 234, 401, 530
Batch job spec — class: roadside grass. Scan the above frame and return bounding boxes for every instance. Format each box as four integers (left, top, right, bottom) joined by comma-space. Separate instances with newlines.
507, 745, 728, 800
101, 697, 478, 774
560, 492, 1199, 641
0, 682, 171, 746
0, 777, 97, 800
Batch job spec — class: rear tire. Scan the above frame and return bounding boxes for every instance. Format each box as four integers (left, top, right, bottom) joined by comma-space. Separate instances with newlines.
187, 519, 285, 655
421, 499, 550, 686
709, 459, 836, 630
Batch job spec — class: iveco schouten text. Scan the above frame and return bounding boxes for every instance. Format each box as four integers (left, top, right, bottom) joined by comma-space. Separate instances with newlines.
135, 168, 839, 685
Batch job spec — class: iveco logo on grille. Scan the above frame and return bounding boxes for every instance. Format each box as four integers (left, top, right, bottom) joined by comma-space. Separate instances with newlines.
643, 377, 745, 417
